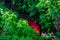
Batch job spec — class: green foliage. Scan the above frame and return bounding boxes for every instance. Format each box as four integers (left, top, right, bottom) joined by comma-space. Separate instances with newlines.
9, 0, 60, 32
10, 0, 39, 17
36, 0, 60, 32
0, 6, 40, 40
54, 32, 60, 40
0, 0, 60, 40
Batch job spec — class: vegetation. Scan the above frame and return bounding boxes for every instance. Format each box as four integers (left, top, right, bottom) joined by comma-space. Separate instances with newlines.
0, 0, 60, 40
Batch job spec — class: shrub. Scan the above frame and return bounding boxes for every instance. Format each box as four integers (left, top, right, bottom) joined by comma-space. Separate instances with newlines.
0, 6, 40, 40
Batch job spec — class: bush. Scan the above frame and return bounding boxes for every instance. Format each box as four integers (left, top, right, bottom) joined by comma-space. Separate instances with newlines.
5, 0, 60, 32
36, 0, 60, 32
0, 6, 40, 40
0, 0, 60, 40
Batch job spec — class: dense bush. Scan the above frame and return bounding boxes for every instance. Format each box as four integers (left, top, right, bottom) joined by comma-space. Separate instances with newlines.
0, 4, 40, 40
36, 0, 59, 32
9, 0, 60, 32
0, 0, 60, 40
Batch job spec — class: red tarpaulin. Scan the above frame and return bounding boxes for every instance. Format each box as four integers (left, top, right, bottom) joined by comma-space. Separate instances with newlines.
28, 21, 41, 34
